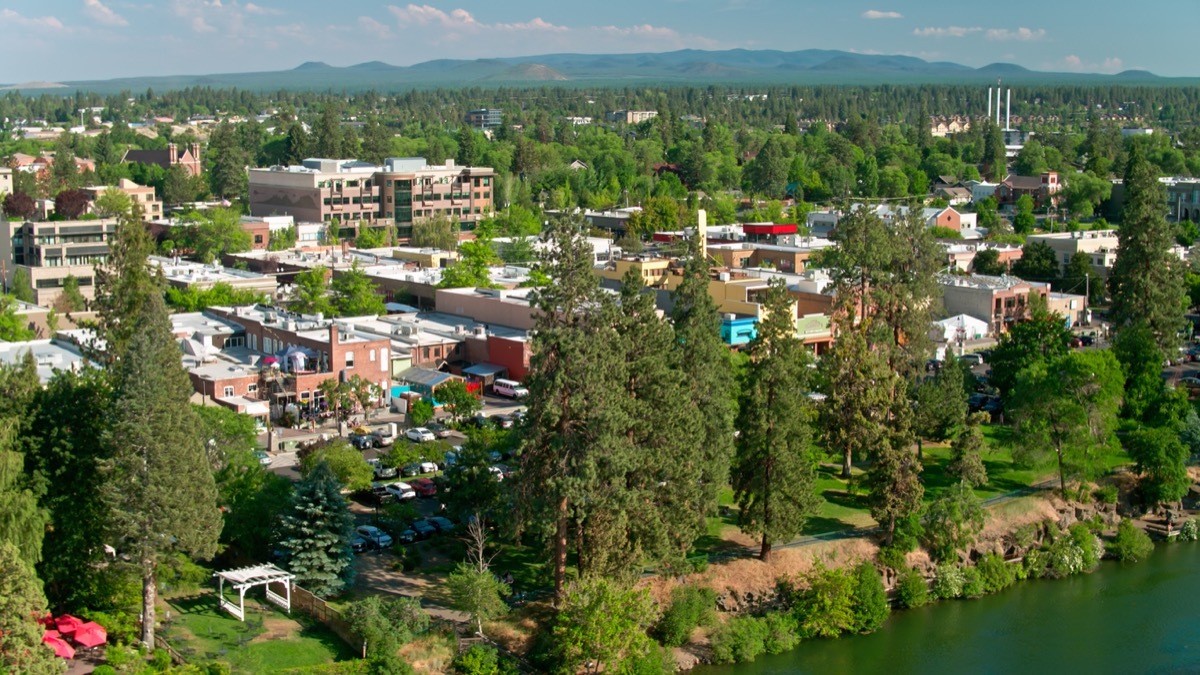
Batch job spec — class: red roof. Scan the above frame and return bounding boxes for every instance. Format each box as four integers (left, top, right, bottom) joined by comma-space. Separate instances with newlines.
742, 223, 797, 235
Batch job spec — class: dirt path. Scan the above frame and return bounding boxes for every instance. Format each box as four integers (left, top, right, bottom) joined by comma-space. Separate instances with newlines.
352, 551, 468, 623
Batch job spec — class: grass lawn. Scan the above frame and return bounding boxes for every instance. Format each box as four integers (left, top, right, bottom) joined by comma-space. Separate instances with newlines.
162, 594, 356, 673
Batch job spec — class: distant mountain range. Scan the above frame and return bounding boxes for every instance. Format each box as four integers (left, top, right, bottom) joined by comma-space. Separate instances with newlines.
2, 49, 1184, 93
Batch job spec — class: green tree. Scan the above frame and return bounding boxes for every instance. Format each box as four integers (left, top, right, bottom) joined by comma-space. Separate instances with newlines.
988, 306, 1073, 400
298, 440, 374, 492
440, 231, 499, 289
456, 124, 481, 167
103, 292, 222, 646
923, 481, 986, 561
791, 563, 855, 639
1063, 171, 1113, 218
356, 224, 387, 248
10, 268, 33, 303
550, 577, 659, 675
60, 274, 86, 311
408, 398, 434, 426
448, 564, 510, 637
0, 542, 64, 675
92, 204, 159, 364
331, 260, 385, 316
1011, 350, 1124, 498
981, 121, 1007, 182
163, 163, 195, 205
207, 121, 248, 201
1112, 321, 1168, 422
411, 214, 459, 250
743, 136, 789, 198
0, 296, 33, 342
850, 561, 890, 634
865, 422, 925, 545
0, 419, 46, 569
972, 248, 1007, 275
1012, 195, 1037, 234
1109, 143, 1188, 351
343, 595, 429, 660
278, 461, 355, 597
360, 118, 393, 166
94, 187, 132, 218
948, 412, 989, 487
436, 379, 481, 422
1125, 426, 1190, 506
1109, 519, 1154, 563
912, 362, 968, 454
312, 104, 342, 159
290, 266, 333, 316
733, 279, 820, 561
670, 234, 736, 526
188, 208, 252, 263
820, 321, 891, 480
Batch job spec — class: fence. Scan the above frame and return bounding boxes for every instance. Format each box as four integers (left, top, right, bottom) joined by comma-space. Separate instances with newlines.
154, 634, 188, 666
290, 584, 366, 658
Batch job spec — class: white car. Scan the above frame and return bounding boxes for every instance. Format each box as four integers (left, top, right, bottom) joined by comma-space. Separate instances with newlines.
384, 482, 417, 500
355, 525, 394, 549
406, 427, 436, 443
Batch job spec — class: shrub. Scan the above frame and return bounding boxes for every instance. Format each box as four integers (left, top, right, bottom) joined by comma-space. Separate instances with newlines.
895, 568, 929, 609
877, 545, 907, 572
157, 552, 211, 594
850, 562, 889, 633
761, 612, 800, 655
1180, 518, 1199, 542
931, 564, 964, 600
452, 644, 518, 675
976, 553, 1016, 594
343, 595, 430, 659
709, 616, 768, 664
151, 648, 173, 671
1068, 523, 1104, 572
92, 667, 117, 675
655, 585, 717, 647
960, 566, 985, 599
1093, 484, 1118, 505
1110, 519, 1155, 563
104, 644, 137, 670
1022, 549, 1048, 579
1043, 535, 1086, 578
624, 645, 676, 675
792, 564, 856, 639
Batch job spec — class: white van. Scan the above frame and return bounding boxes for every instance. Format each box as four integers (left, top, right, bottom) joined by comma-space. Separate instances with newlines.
493, 378, 529, 398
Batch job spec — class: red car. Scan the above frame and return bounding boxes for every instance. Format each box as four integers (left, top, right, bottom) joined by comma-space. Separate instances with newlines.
409, 477, 437, 498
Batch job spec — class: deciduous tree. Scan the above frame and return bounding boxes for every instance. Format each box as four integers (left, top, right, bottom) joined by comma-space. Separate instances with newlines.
331, 260, 385, 316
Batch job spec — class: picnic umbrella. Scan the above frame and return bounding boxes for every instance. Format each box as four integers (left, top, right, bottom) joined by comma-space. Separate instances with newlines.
54, 615, 83, 635
42, 632, 75, 659
72, 622, 107, 648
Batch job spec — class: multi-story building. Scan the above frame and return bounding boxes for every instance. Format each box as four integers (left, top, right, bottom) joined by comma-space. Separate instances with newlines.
82, 179, 162, 220
606, 110, 658, 124
1024, 230, 1119, 277
0, 218, 117, 305
939, 273, 1050, 335
247, 157, 497, 242
464, 109, 503, 129
995, 172, 1062, 209
149, 256, 279, 297
122, 142, 203, 177
0, 167, 12, 196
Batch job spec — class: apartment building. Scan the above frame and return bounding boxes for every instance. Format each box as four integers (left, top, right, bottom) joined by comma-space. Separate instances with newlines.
464, 109, 503, 129
247, 157, 497, 241
1024, 230, 1119, 277
0, 218, 117, 305
606, 110, 659, 124
83, 179, 162, 220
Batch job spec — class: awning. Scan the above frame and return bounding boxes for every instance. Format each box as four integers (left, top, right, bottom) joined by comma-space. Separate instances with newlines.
398, 366, 457, 389
462, 363, 506, 378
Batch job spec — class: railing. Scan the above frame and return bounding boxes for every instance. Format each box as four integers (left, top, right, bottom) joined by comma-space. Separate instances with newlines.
289, 584, 366, 659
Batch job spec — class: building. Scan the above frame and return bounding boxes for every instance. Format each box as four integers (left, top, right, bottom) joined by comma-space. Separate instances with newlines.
965, 180, 1000, 204
247, 157, 497, 241
1163, 178, 1200, 223
1024, 230, 1119, 277
606, 110, 658, 124
995, 172, 1062, 209
0, 167, 11, 196
932, 314, 990, 343
122, 142, 203, 177
464, 109, 503, 129
1045, 292, 1089, 327
0, 338, 89, 384
82, 179, 162, 220
149, 256, 279, 296
939, 273, 1050, 335
0, 218, 118, 306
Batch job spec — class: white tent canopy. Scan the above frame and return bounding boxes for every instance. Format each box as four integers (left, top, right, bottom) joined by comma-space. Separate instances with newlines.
213, 564, 295, 621
933, 314, 990, 342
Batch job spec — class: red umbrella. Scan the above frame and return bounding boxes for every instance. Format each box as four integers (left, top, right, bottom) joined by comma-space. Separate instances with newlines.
36, 613, 54, 627
54, 615, 83, 635
42, 633, 75, 659
72, 622, 107, 648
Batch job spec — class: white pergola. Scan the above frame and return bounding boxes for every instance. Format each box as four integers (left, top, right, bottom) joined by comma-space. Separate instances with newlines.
213, 564, 295, 621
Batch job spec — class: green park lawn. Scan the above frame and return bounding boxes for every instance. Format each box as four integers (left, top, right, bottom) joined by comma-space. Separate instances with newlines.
161, 594, 356, 673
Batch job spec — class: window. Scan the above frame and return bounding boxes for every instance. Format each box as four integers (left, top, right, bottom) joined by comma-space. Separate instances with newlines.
369, 350, 376, 362
248, 383, 258, 394
223, 386, 235, 397
345, 351, 355, 368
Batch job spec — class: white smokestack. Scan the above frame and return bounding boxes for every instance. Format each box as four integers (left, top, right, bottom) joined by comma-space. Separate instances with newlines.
697, 209, 708, 263
1006, 89, 1011, 130
987, 88, 992, 119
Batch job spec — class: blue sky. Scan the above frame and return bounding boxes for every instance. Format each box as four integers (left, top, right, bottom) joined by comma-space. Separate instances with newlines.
1, 0, 1194, 82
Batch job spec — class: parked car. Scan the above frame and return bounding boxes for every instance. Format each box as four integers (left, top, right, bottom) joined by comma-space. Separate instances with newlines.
383, 482, 417, 500
410, 519, 438, 539
348, 431, 374, 450
490, 414, 515, 429
350, 535, 370, 554
370, 429, 396, 447
401, 461, 438, 477
355, 525, 394, 550
960, 353, 985, 367
509, 408, 527, 423
406, 427, 436, 443
362, 484, 396, 506
428, 516, 455, 533
409, 477, 437, 498
1178, 376, 1200, 390
367, 458, 397, 480
468, 413, 492, 428
425, 422, 453, 439
391, 527, 418, 544
253, 451, 272, 466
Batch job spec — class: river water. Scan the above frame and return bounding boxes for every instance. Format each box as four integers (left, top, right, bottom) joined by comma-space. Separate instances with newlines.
696, 542, 1200, 675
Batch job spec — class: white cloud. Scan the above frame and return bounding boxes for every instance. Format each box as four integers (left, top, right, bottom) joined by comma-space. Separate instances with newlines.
243, 3, 281, 15
913, 26, 981, 38
0, 8, 66, 31
83, 0, 128, 26
357, 16, 391, 39
861, 10, 902, 19
1055, 54, 1124, 73
1102, 57, 1124, 71
985, 27, 1046, 42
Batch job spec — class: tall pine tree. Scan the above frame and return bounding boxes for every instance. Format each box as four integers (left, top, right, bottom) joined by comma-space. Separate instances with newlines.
732, 279, 821, 561
0, 542, 63, 675
104, 292, 222, 646
278, 461, 355, 597
1109, 142, 1187, 350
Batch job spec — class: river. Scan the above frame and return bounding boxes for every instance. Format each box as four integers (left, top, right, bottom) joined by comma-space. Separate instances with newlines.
696, 542, 1200, 675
